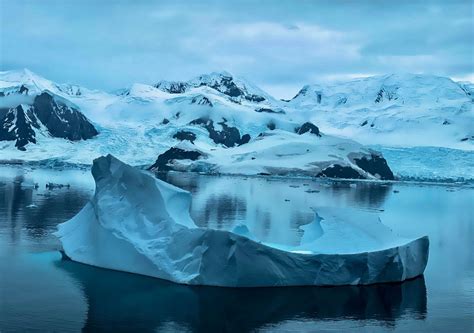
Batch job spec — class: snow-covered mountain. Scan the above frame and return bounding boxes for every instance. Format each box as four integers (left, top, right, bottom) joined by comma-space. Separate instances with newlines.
154, 71, 278, 104
0, 70, 98, 150
288, 74, 473, 149
1, 69, 472, 180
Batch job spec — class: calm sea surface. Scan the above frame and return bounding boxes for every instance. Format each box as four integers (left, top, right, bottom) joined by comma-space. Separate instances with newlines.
0, 166, 473, 332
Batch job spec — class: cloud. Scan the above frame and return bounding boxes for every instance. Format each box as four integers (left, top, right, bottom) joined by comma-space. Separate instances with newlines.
1, 0, 472, 98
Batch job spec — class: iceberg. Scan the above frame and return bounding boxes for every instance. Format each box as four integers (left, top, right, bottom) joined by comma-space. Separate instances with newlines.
55, 155, 429, 287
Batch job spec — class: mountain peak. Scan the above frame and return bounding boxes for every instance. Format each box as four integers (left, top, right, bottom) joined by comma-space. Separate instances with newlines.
290, 72, 470, 105
151, 71, 274, 103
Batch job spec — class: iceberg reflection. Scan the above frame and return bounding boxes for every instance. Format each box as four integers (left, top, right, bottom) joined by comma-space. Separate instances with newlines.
56, 259, 427, 333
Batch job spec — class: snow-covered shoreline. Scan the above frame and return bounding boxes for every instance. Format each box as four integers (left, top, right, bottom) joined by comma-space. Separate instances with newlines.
2, 69, 472, 183
1, 147, 473, 186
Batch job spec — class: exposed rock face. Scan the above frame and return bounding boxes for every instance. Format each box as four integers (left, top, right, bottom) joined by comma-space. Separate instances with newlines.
0, 84, 29, 96
267, 122, 276, 130
0, 92, 98, 150
291, 85, 309, 100
0, 105, 37, 150
194, 73, 266, 102
239, 134, 251, 145
149, 147, 202, 171
34, 92, 98, 141
154, 81, 189, 94
317, 165, 364, 179
295, 122, 321, 137
317, 153, 394, 180
350, 153, 395, 180
255, 107, 285, 114
155, 72, 267, 103
375, 86, 399, 103
173, 130, 196, 143
190, 95, 213, 106
190, 118, 250, 147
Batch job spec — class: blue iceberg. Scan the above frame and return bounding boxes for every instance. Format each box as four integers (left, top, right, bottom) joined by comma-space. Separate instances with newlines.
55, 155, 429, 287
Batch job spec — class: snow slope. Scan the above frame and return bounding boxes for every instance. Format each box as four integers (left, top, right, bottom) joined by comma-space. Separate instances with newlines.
289, 74, 474, 149
1, 69, 396, 180
56, 155, 429, 287
1, 69, 472, 180
149, 130, 395, 180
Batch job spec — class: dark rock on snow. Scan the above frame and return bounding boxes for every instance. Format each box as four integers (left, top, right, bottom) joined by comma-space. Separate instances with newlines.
190, 95, 213, 107
148, 147, 202, 172
0, 105, 37, 150
190, 118, 250, 147
255, 107, 285, 114
351, 153, 395, 180
295, 122, 321, 137
154, 81, 189, 94
34, 92, 98, 141
0, 92, 98, 150
173, 131, 196, 143
317, 165, 364, 179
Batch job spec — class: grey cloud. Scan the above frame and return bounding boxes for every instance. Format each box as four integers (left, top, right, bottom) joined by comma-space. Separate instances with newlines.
0, 0, 472, 98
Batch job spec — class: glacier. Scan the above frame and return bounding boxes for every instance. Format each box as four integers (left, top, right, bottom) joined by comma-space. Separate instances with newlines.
55, 154, 429, 287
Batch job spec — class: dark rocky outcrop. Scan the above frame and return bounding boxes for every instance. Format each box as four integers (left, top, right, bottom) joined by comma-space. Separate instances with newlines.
0, 92, 98, 150
148, 147, 202, 171
190, 118, 250, 147
255, 107, 285, 114
33, 92, 98, 141
267, 122, 276, 130
291, 86, 309, 100
173, 131, 196, 143
317, 165, 364, 179
295, 122, 321, 137
154, 73, 267, 103
239, 134, 251, 145
0, 105, 38, 150
154, 81, 189, 94
351, 153, 395, 180
195, 73, 266, 102
245, 94, 265, 102
375, 86, 399, 103
191, 95, 213, 106
0, 84, 29, 96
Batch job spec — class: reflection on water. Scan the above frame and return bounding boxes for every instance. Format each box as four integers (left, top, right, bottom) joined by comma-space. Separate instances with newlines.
159, 173, 392, 246
55, 258, 427, 333
0, 173, 91, 252
1, 166, 473, 332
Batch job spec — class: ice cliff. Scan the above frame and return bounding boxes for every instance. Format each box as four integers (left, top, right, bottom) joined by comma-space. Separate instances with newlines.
55, 155, 429, 287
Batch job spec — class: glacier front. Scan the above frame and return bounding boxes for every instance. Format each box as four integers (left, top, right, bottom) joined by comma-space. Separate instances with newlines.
55, 155, 429, 287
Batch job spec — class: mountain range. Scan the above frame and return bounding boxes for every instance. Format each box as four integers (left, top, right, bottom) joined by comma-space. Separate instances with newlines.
0, 69, 472, 180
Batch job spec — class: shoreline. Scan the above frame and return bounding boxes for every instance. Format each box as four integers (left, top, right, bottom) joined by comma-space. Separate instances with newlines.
1, 159, 472, 188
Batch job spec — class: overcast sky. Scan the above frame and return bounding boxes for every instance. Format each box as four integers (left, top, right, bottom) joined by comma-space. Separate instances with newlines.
1, 0, 473, 98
